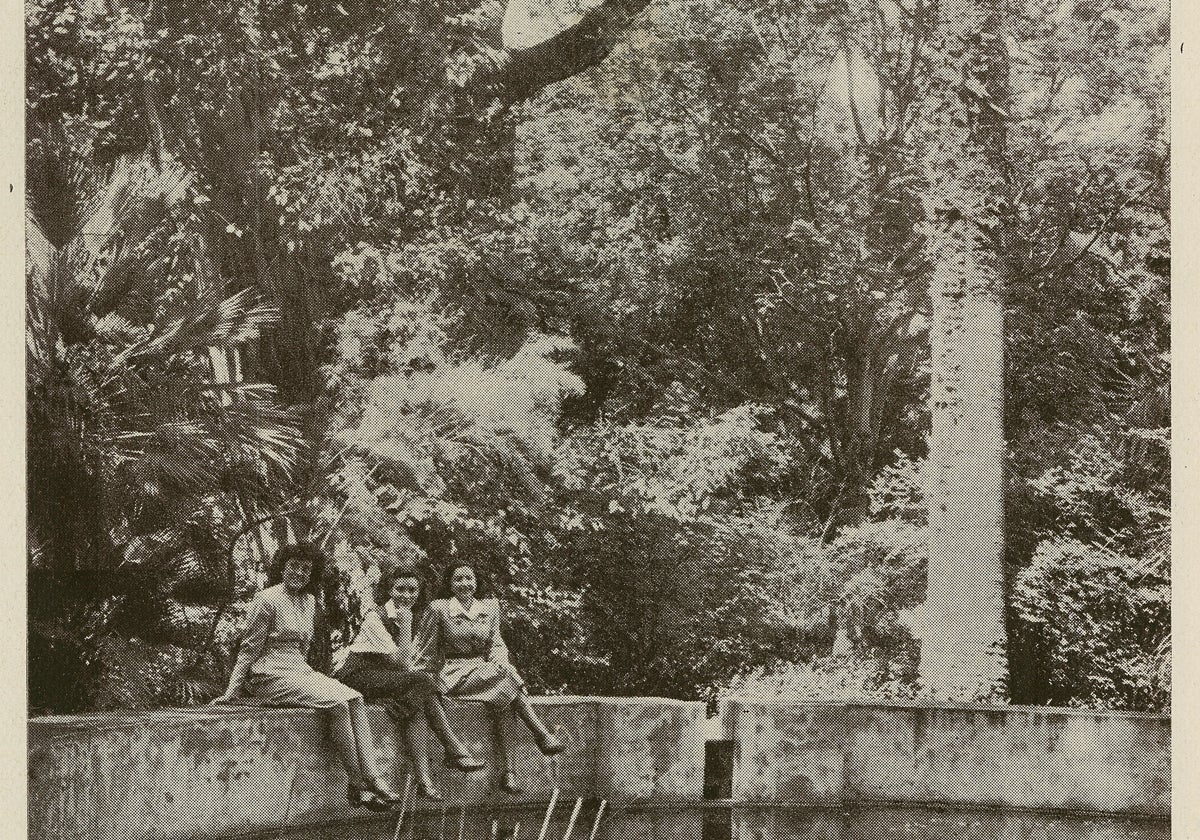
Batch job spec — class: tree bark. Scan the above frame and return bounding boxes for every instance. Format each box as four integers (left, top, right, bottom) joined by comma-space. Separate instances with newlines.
917, 2, 1011, 701
493, 0, 652, 102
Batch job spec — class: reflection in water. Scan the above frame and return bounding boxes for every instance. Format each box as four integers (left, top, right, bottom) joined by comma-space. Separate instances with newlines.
265, 804, 1168, 840
725, 808, 1168, 840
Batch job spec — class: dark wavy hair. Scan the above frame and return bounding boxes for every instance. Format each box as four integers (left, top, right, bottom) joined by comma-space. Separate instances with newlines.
378, 564, 429, 618
266, 542, 327, 595
438, 560, 493, 600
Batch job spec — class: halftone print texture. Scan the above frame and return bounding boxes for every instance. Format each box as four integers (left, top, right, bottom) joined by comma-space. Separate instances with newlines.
27, 0, 1169, 835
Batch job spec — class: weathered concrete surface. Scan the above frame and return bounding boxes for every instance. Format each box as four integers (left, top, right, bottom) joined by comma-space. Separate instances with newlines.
594, 697, 707, 800
718, 698, 1170, 817
29, 697, 706, 840
29, 707, 340, 840
720, 701, 846, 805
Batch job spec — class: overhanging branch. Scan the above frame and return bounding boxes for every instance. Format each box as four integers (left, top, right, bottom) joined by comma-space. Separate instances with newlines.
490, 0, 653, 102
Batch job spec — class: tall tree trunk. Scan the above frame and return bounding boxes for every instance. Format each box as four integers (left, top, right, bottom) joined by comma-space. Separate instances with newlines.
917, 1, 1011, 701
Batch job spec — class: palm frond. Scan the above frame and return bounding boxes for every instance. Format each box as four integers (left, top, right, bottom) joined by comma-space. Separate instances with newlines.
199, 391, 305, 478
121, 528, 180, 566
160, 675, 224, 707
139, 288, 281, 359
71, 153, 193, 312
160, 654, 226, 706
128, 421, 224, 493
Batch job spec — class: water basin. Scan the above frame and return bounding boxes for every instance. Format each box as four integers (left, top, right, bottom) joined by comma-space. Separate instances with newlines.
254, 804, 1169, 840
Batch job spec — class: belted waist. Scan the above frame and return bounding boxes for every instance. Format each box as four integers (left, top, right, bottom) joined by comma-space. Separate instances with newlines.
444, 653, 483, 661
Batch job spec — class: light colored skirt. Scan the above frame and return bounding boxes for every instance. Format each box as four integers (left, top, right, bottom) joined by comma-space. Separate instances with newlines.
248, 667, 362, 708
439, 658, 523, 710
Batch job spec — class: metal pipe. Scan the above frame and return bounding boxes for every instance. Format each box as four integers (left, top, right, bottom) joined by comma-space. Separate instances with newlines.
561, 798, 584, 840
536, 788, 561, 840
393, 774, 414, 840
585, 800, 607, 840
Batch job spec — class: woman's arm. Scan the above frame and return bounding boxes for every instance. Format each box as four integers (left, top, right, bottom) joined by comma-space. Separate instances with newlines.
348, 611, 406, 669
486, 599, 511, 667
392, 606, 414, 671
411, 602, 445, 675
214, 592, 272, 702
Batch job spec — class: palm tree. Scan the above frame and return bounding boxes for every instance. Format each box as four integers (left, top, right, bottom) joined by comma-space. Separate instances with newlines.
27, 144, 304, 712
25, 0, 658, 711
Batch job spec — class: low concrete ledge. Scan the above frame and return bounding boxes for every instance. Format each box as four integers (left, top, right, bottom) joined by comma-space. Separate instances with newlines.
29, 696, 706, 840
717, 698, 1170, 818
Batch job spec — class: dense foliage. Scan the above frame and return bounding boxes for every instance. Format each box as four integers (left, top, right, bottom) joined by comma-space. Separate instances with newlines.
27, 161, 304, 710
28, 0, 1168, 713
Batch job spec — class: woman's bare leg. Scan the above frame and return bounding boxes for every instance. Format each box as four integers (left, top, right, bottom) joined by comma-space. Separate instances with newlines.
491, 706, 521, 793
511, 694, 552, 739
402, 716, 438, 793
426, 692, 472, 759
350, 697, 396, 796
512, 694, 561, 754
328, 701, 364, 786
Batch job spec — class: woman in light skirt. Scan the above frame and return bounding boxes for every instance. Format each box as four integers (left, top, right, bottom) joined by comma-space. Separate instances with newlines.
414, 561, 563, 794
213, 542, 400, 811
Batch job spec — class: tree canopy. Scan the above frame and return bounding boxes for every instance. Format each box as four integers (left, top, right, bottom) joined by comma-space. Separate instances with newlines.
28, 0, 1168, 713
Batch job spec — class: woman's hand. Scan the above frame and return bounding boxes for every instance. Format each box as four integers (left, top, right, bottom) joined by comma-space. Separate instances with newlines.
210, 690, 240, 705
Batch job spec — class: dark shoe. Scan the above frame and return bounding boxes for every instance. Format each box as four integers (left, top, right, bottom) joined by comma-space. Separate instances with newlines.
444, 751, 487, 773
417, 781, 444, 801
348, 784, 393, 812
535, 731, 564, 756
500, 772, 524, 795
368, 782, 404, 804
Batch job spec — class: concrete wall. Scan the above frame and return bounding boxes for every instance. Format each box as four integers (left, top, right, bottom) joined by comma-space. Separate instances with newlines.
28, 695, 1170, 840
718, 698, 1170, 817
29, 697, 706, 840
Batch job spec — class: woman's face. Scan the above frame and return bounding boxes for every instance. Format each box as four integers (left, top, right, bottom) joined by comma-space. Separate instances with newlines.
450, 566, 477, 600
283, 555, 313, 593
390, 576, 420, 608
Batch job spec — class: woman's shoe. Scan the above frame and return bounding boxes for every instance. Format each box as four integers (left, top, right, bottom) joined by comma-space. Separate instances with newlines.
416, 780, 444, 802
499, 772, 524, 795
444, 750, 487, 773
368, 782, 404, 804
535, 731, 564, 756
348, 784, 393, 812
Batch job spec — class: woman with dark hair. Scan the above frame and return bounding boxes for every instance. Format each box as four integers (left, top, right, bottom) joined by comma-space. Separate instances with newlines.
414, 561, 563, 794
335, 566, 485, 800
213, 542, 400, 811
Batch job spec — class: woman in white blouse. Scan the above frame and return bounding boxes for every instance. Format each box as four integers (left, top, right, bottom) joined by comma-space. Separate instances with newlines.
334, 566, 485, 799
414, 561, 563, 794
213, 543, 399, 812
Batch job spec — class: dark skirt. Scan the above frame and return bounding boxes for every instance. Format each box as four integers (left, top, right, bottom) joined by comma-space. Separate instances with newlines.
338, 665, 437, 723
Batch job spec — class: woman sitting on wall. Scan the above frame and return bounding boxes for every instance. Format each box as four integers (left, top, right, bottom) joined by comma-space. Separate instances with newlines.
414, 560, 564, 795
334, 566, 486, 800
212, 542, 400, 811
